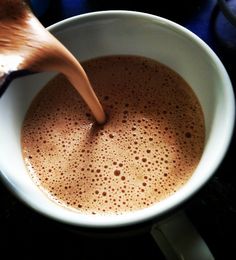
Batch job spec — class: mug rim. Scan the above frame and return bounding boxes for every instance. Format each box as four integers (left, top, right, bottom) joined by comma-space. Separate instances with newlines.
0, 10, 235, 228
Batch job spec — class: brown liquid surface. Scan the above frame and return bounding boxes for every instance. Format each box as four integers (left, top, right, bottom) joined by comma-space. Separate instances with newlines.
22, 55, 205, 214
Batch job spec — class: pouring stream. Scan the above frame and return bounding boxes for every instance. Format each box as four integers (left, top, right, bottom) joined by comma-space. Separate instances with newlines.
0, 0, 106, 124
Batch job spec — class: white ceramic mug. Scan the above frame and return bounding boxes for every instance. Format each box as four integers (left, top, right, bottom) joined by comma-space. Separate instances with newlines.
0, 11, 235, 231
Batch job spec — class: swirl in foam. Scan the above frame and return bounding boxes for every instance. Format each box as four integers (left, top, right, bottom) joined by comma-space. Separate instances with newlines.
21, 55, 205, 214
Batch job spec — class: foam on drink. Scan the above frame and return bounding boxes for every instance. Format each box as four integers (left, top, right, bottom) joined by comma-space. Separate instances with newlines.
22, 55, 205, 214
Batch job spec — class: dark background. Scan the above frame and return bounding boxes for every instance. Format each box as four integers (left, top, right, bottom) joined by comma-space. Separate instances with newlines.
1, 0, 236, 259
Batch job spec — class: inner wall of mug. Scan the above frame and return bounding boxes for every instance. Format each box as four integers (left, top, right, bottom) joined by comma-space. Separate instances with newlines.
0, 11, 234, 227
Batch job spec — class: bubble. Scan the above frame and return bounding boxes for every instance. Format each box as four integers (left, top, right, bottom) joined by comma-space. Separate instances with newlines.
22, 55, 204, 215
114, 170, 121, 176
185, 132, 192, 138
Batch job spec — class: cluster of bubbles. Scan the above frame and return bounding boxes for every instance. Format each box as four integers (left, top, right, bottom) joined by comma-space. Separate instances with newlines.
22, 55, 205, 215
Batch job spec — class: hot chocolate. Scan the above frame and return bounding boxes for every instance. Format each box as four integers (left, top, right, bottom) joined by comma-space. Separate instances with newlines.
21, 55, 205, 214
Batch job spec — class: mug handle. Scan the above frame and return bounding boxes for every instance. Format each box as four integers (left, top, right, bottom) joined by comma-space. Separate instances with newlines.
151, 211, 215, 260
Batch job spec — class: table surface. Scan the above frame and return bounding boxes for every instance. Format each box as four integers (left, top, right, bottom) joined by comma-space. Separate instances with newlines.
1, 1, 236, 259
